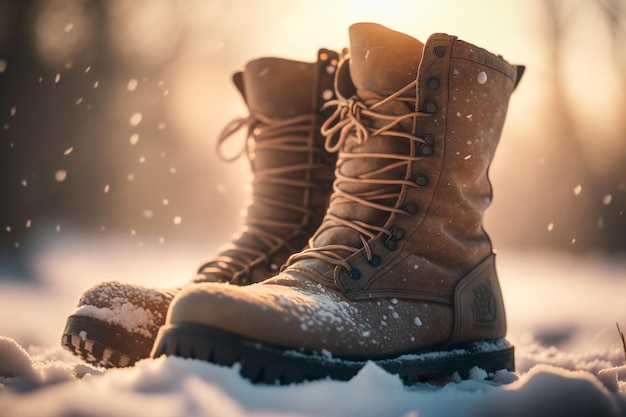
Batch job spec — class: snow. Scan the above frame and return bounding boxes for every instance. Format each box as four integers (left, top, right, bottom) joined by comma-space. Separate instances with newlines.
72, 303, 155, 339
1, 235, 626, 416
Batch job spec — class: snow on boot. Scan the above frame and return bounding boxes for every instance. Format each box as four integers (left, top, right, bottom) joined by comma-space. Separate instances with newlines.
151, 23, 525, 384
61, 49, 340, 368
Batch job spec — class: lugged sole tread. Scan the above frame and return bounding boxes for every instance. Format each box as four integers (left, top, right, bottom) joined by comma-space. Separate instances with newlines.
152, 323, 515, 385
62, 315, 154, 368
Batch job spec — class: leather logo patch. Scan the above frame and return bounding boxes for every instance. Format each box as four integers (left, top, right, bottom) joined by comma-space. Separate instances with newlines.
470, 284, 497, 327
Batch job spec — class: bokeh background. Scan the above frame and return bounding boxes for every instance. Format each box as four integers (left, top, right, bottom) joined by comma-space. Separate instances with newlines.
1, 0, 625, 282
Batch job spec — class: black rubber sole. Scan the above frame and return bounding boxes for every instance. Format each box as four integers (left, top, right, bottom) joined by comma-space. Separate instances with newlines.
62, 315, 155, 368
152, 323, 515, 385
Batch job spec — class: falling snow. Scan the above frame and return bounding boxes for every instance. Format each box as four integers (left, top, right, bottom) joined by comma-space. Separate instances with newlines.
129, 112, 143, 126
574, 184, 582, 195
55, 169, 67, 182
127, 79, 139, 92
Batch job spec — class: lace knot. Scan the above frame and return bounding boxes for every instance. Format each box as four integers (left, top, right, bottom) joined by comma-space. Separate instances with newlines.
199, 111, 327, 283
287, 80, 432, 273
321, 97, 371, 153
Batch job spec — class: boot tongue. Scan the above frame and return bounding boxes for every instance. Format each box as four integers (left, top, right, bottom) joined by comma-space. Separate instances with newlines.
308, 24, 423, 254
348, 22, 424, 96
242, 57, 316, 118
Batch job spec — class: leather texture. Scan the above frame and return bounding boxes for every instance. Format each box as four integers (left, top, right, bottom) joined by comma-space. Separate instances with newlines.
165, 23, 522, 358
63, 49, 339, 361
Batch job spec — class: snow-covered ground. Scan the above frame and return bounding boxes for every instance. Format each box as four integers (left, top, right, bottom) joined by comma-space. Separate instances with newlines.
1, 235, 625, 417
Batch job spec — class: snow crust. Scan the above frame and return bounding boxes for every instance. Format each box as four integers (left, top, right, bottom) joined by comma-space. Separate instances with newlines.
1, 237, 625, 416
72, 304, 156, 339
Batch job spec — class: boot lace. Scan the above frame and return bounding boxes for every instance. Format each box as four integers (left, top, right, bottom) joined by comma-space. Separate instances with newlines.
195, 112, 327, 283
285, 80, 431, 273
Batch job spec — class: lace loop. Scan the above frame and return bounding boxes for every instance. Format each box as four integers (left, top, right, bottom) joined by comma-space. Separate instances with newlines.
288, 80, 431, 272
199, 112, 324, 283
216, 116, 254, 162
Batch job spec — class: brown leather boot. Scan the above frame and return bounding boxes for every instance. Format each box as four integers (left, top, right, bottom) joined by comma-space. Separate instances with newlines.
61, 49, 340, 368
152, 23, 524, 384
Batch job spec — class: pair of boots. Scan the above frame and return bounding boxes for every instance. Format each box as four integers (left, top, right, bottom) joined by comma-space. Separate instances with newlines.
62, 22, 524, 384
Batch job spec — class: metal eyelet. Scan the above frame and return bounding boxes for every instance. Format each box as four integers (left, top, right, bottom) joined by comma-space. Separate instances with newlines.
350, 268, 362, 279
411, 173, 429, 187
419, 144, 434, 156
390, 226, 405, 240
418, 134, 435, 156
427, 77, 440, 90
434, 46, 446, 57
368, 254, 382, 267
385, 236, 398, 251
404, 203, 419, 215
424, 101, 438, 114
233, 270, 250, 285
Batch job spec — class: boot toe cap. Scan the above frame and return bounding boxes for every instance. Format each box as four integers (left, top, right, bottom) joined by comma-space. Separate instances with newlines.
73, 280, 174, 337
165, 276, 455, 357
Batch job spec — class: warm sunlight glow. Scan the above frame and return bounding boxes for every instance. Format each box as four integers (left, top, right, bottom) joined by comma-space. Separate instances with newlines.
32, 0, 95, 65
105, 0, 184, 68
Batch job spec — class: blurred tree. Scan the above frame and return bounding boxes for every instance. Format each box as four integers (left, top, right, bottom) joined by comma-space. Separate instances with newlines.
0, 0, 105, 279
538, 0, 626, 253
595, 0, 626, 253
0, 0, 182, 280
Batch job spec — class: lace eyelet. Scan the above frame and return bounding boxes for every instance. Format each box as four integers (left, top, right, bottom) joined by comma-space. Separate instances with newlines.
427, 77, 440, 90
368, 254, 382, 267
424, 101, 438, 114
418, 135, 435, 156
391, 226, 405, 240
385, 236, 398, 251
434, 46, 446, 57
350, 268, 362, 280
411, 173, 429, 187
419, 144, 434, 156
232, 271, 248, 285
404, 203, 419, 215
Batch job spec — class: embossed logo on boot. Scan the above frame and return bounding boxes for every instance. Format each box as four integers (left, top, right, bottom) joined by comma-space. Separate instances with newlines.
471, 284, 497, 329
